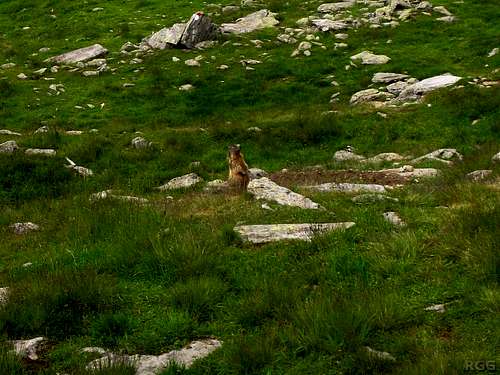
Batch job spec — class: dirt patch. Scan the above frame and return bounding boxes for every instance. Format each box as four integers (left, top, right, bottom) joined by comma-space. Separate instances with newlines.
270, 168, 409, 187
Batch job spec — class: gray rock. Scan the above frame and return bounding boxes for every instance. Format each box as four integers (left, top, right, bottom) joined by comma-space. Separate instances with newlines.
436, 16, 456, 23
362, 152, 406, 163
383, 211, 405, 226
86, 339, 222, 375
304, 182, 387, 194
34, 126, 49, 134
467, 170, 492, 182
179, 84, 195, 91
372, 72, 410, 83
90, 190, 149, 204
311, 19, 349, 31
492, 151, 500, 163
65, 157, 93, 177
234, 222, 356, 244
412, 74, 461, 94
1, 62, 16, 69
17, 73, 28, 80
277, 34, 297, 44
0, 140, 19, 153
433, 6, 452, 16
412, 148, 463, 165
131, 136, 151, 149
380, 165, 441, 179
248, 168, 268, 179
365, 346, 396, 362
248, 177, 322, 209
386, 80, 411, 95
157, 173, 203, 191
180, 12, 219, 49
220, 9, 279, 34
11, 337, 46, 360
488, 48, 499, 58
424, 303, 446, 313
204, 179, 229, 192
350, 89, 393, 105
46, 44, 108, 64
333, 150, 365, 162
351, 51, 391, 65
0, 287, 9, 305
25, 148, 57, 156
143, 23, 186, 49
318, 1, 356, 13
10, 222, 40, 235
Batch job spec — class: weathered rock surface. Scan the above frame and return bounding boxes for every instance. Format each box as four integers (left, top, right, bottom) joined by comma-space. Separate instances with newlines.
467, 170, 493, 182
383, 211, 405, 226
234, 222, 356, 244
311, 19, 349, 32
0, 140, 19, 153
86, 339, 222, 375
351, 51, 391, 65
372, 72, 410, 83
350, 89, 393, 105
248, 177, 321, 209
380, 165, 441, 179
412, 148, 462, 164
424, 303, 446, 313
0, 129, 22, 136
131, 137, 151, 149
65, 157, 93, 177
144, 23, 186, 49
11, 337, 46, 360
0, 287, 9, 305
333, 150, 365, 162
249, 168, 268, 179
362, 152, 406, 163
157, 173, 203, 191
492, 151, 500, 163
352, 194, 399, 203
365, 346, 396, 362
220, 10, 279, 34
304, 182, 387, 194
46, 44, 107, 64
397, 74, 461, 102
25, 148, 57, 156
318, 1, 356, 13
90, 190, 149, 204
10, 222, 40, 234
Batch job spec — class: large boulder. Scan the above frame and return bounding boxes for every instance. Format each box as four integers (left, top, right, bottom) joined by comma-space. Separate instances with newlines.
397, 74, 462, 102
220, 9, 279, 34
46, 44, 108, 64
234, 223, 356, 244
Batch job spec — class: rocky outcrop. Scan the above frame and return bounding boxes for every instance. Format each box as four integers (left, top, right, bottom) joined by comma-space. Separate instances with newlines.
411, 148, 463, 165
46, 44, 108, 64
234, 223, 356, 244
220, 10, 279, 34
396, 74, 461, 102
248, 177, 322, 209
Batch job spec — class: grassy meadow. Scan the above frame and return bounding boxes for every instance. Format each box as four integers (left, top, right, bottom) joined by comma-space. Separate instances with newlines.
0, 0, 499, 373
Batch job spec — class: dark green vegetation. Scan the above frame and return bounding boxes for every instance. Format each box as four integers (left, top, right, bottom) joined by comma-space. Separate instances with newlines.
0, 0, 499, 373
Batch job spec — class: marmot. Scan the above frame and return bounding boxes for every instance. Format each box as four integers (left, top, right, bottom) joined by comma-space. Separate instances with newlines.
228, 144, 250, 191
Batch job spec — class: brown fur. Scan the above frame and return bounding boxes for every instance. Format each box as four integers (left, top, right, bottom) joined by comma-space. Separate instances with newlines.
228, 144, 250, 191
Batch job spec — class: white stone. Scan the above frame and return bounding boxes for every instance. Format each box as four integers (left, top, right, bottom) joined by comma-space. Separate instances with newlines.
11, 337, 46, 360
234, 223, 356, 244
46, 44, 108, 64
380, 165, 441, 179
318, 1, 356, 13
179, 84, 194, 91
304, 183, 386, 194
351, 51, 391, 65
362, 152, 406, 163
492, 151, 500, 163
333, 150, 365, 162
311, 19, 348, 32
424, 303, 446, 313
248, 177, 321, 209
90, 190, 149, 204
372, 72, 410, 83
25, 148, 57, 156
467, 170, 492, 182
0, 129, 21, 136
365, 346, 396, 362
157, 173, 203, 191
383, 211, 405, 226
0, 140, 19, 153
220, 9, 279, 34
131, 136, 151, 149
10, 222, 40, 235
185, 59, 200, 67
412, 148, 462, 165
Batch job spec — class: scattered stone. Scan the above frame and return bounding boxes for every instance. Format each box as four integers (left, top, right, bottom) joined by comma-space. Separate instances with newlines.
433, 6, 452, 16
467, 170, 493, 182
365, 346, 396, 362
362, 152, 406, 163
350, 89, 393, 105
11, 337, 46, 361
82, 70, 99, 77
34, 126, 49, 134
33, 68, 47, 75
234, 222, 356, 244
411, 148, 462, 165
123, 83, 135, 88
424, 303, 446, 313
65, 157, 93, 177
17, 73, 28, 80
311, 19, 348, 32
318, 1, 356, 13
1, 62, 16, 69
304, 182, 387, 194
218, 64, 229, 70
0, 140, 19, 153
157, 173, 203, 191
352, 194, 399, 203
277, 34, 297, 44
180, 12, 219, 49
204, 179, 229, 192
487, 48, 499, 58
10, 222, 40, 235
46, 44, 108, 64
220, 9, 279, 34
372, 72, 410, 83
0, 287, 9, 305
185, 59, 200, 67
179, 84, 195, 91
248, 168, 268, 179
248, 177, 322, 209
25, 148, 57, 156
131, 137, 151, 149
436, 16, 455, 22
90, 190, 149, 204
491, 151, 500, 163
81, 347, 108, 355
86, 339, 222, 375
383, 211, 405, 226
351, 51, 391, 65
333, 150, 365, 162
0, 129, 21, 136
380, 165, 440, 179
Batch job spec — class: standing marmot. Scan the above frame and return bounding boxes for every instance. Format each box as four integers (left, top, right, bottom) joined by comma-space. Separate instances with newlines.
228, 144, 250, 191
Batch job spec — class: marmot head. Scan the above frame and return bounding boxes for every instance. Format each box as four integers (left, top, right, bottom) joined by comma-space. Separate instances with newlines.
228, 144, 242, 159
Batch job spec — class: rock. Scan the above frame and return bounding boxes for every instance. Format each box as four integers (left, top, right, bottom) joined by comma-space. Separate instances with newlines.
144, 23, 186, 49
433, 6, 452, 16
362, 152, 406, 163
304, 182, 387, 194
222, 5, 240, 14
34, 126, 49, 134
10, 222, 40, 234
179, 12, 219, 49
1, 62, 16, 69
277, 34, 297, 44
350, 89, 392, 105
90, 190, 149, 204
157, 173, 203, 191
352, 194, 399, 203
46, 44, 108, 64
195, 40, 218, 49
436, 16, 456, 22
248, 168, 268, 179
0, 140, 19, 153
467, 170, 492, 182
365, 346, 396, 362
372, 72, 410, 83
25, 148, 57, 156
412, 148, 463, 165
240, 59, 262, 66
185, 59, 201, 67
82, 70, 99, 77
131, 137, 151, 149
424, 303, 446, 313
333, 150, 365, 162
411, 74, 461, 94
318, 1, 356, 13
351, 51, 391, 65
220, 9, 279, 34
234, 222, 356, 244
81, 347, 108, 355
492, 151, 500, 163
11, 337, 46, 360
0, 287, 9, 305
488, 48, 499, 58
204, 179, 230, 192
17, 73, 28, 80
383, 211, 405, 226
386, 81, 411, 95
311, 19, 349, 32
0, 129, 21, 136
65, 157, 93, 177
218, 64, 229, 70
179, 84, 194, 91
248, 177, 322, 209
86, 339, 222, 375
380, 165, 441, 179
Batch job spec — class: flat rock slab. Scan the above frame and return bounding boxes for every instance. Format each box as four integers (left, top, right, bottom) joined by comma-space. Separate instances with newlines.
380, 165, 440, 179
46, 44, 108, 64
11, 337, 46, 360
86, 339, 222, 375
235, 223, 355, 244
304, 182, 386, 194
372, 72, 410, 83
10, 222, 40, 234
90, 190, 149, 204
157, 173, 203, 191
221, 9, 279, 34
248, 177, 321, 209
351, 51, 391, 65
412, 148, 462, 164
25, 148, 57, 156
311, 19, 348, 31
318, 1, 356, 13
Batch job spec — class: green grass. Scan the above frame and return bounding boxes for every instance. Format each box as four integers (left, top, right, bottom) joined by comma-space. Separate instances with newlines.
0, 0, 499, 373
